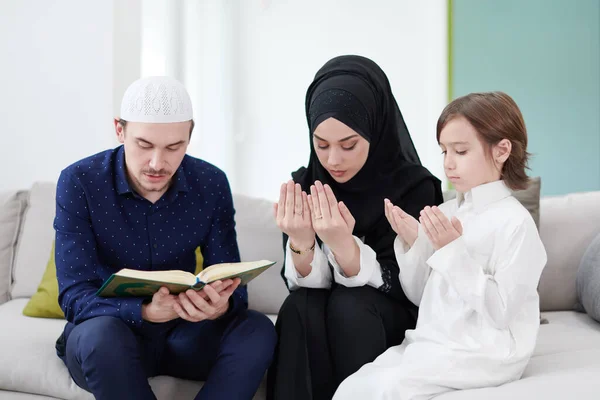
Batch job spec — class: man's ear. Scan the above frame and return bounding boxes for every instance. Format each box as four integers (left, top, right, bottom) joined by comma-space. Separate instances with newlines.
114, 118, 125, 143
494, 139, 511, 166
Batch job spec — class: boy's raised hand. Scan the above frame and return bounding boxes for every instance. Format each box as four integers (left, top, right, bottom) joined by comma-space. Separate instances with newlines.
419, 206, 463, 250
384, 199, 419, 247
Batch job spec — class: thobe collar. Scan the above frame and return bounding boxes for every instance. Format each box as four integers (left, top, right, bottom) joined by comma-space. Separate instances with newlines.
456, 180, 512, 210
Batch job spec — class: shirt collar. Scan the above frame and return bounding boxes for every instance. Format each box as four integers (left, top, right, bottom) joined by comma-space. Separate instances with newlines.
456, 180, 511, 210
115, 146, 132, 195
114, 145, 190, 197
169, 162, 190, 194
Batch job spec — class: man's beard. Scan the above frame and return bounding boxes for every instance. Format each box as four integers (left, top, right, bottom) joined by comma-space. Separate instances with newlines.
139, 179, 170, 193
136, 168, 172, 193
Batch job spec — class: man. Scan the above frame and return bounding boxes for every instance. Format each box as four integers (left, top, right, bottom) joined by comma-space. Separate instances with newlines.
54, 76, 276, 400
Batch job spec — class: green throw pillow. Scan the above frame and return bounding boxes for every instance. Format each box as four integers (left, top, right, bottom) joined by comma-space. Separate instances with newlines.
22, 242, 64, 318
23, 242, 205, 319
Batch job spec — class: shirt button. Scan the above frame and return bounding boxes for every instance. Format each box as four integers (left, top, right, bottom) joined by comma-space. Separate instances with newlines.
153, 244, 158, 249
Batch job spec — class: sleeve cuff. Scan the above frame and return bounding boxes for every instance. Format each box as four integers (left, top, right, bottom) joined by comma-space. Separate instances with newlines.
425, 236, 487, 306
393, 236, 411, 255
119, 297, 145, 328
394, 227, 429, 260
284, 240, 332, 289
426, 235, 465, 273
327, 236, 383, 288
217, 286, 247, 320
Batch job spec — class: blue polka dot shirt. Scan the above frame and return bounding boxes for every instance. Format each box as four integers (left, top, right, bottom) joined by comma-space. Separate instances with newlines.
54, 145, 245, 327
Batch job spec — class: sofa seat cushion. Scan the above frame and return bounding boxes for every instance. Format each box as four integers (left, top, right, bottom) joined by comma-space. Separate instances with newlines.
0, 392, 63, 399
436, 365, 600, 400
435, 311, 600, 399
0, 299, 272, 399
533, 311, 600, 356
0, 299, 90, 400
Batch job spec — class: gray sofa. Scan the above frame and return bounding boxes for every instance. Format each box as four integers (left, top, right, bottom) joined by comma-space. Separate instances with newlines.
1, 182, 600, 399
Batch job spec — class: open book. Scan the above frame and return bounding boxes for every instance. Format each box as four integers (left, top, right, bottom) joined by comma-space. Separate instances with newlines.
96, 260, 276, 298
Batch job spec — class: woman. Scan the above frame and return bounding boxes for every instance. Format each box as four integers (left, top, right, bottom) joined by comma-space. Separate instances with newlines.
267, 55, 443, 400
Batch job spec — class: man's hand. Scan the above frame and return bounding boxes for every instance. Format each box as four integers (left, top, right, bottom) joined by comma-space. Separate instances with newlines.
141, 287, 180, 323
174, 278, 241, 322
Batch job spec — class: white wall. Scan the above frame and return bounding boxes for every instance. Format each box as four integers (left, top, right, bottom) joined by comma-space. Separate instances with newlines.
0, 1, 113, 191
0, 0, 142, 192
1, 0, 447, 198
138, 0, 241, 189
113, 0, 142, 118
234, 0, 448, 200
140, 0, 447, 200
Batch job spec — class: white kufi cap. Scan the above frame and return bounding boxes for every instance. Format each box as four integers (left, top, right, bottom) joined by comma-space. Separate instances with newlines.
120, 76, 193, 123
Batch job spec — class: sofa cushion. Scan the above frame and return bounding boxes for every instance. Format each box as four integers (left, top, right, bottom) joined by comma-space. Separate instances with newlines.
0, 392, 63, 399
234, 194, 288, 315
538, 191, 600, 311
0, 299, 91, 400
512, 176, 541, 229
22, 242, 64, 318
435, 311, 600, 400
11, 183, 56, 299
435, 364, 600, 400
575, 232, 600, 322
0, 299, 270, 399
533, 311, 600, 357
0, 190, 26, 304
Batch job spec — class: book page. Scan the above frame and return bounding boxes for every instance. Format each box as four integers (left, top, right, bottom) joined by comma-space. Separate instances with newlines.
197, 260, 274, 283
116, 268, 197, 286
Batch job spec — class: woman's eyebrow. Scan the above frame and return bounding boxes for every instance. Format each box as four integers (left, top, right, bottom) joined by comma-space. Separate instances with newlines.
313, 133, 359, 142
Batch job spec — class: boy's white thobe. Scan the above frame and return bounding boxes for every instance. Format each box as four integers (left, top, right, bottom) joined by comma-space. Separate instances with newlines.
334, 180, 547, 400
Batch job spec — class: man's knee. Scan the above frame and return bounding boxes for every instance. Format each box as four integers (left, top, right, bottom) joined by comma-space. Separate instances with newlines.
246, 310, 277, 354
232, 310, 276, 366
67, 316, 137, 363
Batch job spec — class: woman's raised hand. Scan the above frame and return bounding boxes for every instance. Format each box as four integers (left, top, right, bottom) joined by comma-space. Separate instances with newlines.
274, 180, 315, 251
308, 181, 355, 252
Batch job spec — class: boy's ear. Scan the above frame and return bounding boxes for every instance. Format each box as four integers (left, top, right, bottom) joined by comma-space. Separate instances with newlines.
494, 139, 511, 165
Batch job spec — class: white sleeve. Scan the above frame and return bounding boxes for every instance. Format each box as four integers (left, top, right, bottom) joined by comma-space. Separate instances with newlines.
324, 236, 384, 289
395, 225, 435, 306
427, 219, 547, 329
283, 238, 332, 290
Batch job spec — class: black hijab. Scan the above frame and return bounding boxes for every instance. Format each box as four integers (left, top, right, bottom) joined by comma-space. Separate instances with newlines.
292, 55, 442, 238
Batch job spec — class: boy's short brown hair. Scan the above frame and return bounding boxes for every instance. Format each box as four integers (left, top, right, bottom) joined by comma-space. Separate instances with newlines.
436, 91, 531, 191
